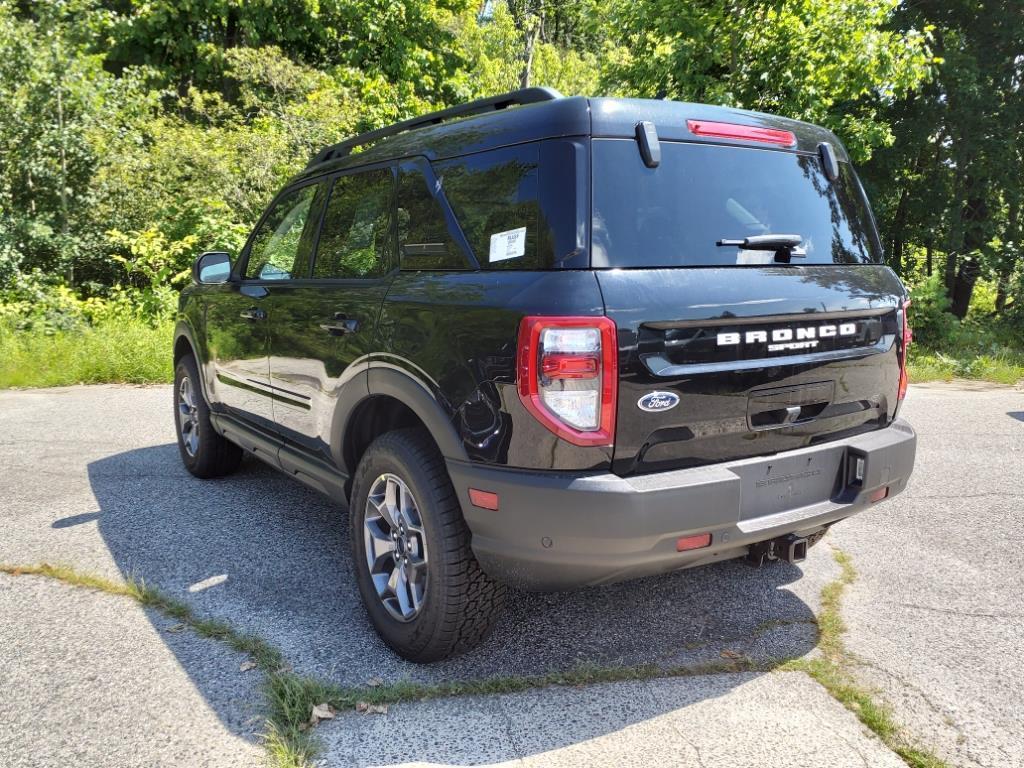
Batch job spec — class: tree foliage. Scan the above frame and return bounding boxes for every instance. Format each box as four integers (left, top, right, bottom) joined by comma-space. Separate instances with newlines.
861, 0, 1024, 318
600, 0, 934, 163
0, 0, 1021, 336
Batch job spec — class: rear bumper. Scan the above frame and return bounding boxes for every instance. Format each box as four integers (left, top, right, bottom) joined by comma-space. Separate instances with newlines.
448, 419, 916, 590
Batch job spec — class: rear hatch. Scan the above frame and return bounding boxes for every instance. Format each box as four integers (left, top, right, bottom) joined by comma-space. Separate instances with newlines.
592, 134, 907, 476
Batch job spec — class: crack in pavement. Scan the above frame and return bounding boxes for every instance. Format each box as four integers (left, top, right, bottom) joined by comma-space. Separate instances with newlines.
891, 602, 1020, 620
907, 492, 1022, 501
849, 655, 969, 746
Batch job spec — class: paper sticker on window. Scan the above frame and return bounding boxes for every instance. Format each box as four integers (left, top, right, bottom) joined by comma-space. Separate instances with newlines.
489, 227, 526, 262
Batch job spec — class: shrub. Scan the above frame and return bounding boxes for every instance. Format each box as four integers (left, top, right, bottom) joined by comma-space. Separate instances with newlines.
907, 273, 958, 348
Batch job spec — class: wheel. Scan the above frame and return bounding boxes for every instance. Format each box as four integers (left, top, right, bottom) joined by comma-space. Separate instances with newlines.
349, 428, 506, 662
173, 353, 243, 478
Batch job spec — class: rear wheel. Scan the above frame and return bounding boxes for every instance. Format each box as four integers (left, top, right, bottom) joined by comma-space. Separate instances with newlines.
174, 353, 243, 478
349, 428, 506, 662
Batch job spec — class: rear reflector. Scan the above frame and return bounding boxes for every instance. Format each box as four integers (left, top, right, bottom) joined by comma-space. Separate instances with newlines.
468, 488, 499, 510
869, 487, 889, 503
687, 119, 796, 147
898, 299, 912, 401
676, 533, 712, 552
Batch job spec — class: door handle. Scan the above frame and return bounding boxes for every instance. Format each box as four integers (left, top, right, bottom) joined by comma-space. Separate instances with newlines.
240, 307, 267, 321
319, 313, 359, 336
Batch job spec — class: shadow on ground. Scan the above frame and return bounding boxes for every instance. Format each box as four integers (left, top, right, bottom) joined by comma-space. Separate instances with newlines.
81, 445, 820, 755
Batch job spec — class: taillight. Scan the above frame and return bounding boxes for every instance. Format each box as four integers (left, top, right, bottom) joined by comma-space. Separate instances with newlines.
898, 299, 912, 401
687, 119, 796, 147
517, 316, 617, 447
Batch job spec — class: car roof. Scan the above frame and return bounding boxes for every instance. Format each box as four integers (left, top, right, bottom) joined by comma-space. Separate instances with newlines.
292, 92, 849, 184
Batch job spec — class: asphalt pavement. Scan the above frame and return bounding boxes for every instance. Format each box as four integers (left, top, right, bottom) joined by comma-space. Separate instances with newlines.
0, 382, 1020, 767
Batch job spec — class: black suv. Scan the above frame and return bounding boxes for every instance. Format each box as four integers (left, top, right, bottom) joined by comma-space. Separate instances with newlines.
173, 88, 917, 661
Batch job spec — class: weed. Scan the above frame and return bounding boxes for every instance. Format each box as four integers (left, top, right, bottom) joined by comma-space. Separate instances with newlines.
1, 555, 950, 768
0, 319, 173, 388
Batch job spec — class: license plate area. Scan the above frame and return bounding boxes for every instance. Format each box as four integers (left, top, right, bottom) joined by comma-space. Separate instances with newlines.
736, 446, 845, 520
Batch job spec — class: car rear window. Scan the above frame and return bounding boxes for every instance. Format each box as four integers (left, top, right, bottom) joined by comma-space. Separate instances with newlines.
591, 139, 882, 268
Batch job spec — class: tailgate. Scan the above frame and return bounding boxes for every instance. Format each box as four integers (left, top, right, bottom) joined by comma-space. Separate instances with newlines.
598, 265, 905, 476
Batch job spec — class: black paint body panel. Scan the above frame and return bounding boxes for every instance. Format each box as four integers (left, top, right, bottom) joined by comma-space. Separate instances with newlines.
176, 94, 909, 498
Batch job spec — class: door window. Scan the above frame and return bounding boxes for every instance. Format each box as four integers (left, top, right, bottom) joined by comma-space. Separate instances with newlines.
313, 168, 395, 279
397, 160, 468, 270
245, 183, 325, 280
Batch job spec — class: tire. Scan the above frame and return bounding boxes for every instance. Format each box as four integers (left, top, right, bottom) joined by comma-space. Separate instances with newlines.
173, 353, 243, 479
349, 428, 506, 662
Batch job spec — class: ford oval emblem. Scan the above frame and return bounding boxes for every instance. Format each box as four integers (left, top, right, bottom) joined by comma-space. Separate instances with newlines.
637, 391, 680, 412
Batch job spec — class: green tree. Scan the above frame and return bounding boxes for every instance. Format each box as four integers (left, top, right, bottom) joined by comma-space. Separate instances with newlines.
453, 1, 599, 97
0, 0, 140, 286
101, 0, 477, 105
863, 0, 1024, 318
600, 0, 934, 163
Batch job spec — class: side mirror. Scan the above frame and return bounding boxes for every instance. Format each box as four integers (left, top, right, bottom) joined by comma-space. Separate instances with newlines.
193, 251, 232, 285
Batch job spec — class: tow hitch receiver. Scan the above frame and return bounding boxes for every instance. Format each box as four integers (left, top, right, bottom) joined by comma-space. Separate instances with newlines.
747, 534, 809, 566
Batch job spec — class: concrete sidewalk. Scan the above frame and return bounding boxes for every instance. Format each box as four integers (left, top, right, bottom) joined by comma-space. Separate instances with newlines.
0, 574, 263, 768
318, 673, 905, 768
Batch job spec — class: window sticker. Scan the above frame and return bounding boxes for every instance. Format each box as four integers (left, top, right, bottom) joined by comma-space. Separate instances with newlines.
488, 227, 527, 262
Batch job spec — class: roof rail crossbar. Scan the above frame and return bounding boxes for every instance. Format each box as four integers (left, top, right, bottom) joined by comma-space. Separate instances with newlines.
307, 87, 564, 168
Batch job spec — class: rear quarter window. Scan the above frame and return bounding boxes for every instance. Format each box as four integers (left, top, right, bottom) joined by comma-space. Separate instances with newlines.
591, 139, 883, 268
435, 144, 542, 270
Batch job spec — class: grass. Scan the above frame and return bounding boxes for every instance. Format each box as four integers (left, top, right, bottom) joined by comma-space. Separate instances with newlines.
0, 319, 173, 388
1, 315, 1021, 390
0, 563, 282, 668
908, 346, 1024, 385
1, 556, 951, 768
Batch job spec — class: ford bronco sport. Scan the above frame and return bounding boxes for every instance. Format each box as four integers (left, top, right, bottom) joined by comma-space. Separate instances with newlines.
173, 87, 917, 662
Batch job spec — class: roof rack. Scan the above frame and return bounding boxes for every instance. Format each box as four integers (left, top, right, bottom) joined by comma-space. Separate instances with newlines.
306, 87, 564, 168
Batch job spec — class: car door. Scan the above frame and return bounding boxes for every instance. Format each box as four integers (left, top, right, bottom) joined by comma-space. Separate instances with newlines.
266, 165, 397, 462
205, 181, 325, 433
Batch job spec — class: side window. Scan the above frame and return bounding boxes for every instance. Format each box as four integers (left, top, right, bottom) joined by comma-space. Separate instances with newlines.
435, 144, 541, 269
313, 168, 394, 279
397, 160, 468, 270
244, 183, 324, 280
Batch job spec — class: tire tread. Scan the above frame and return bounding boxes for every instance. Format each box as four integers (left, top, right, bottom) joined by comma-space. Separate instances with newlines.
175, 354, 243, 479
351, 427, 506, 661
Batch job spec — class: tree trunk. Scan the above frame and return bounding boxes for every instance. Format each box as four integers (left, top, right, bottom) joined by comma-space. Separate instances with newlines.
949, 194, 990, 319
225, 8, 240, 49
944, 252, 957, 296
995, 271, 1009, 314
925, 243, 932, 276
892, 239, 904, 275
950, 258, 980, 319
55, 41, 71, 285
520, 21, 540, 88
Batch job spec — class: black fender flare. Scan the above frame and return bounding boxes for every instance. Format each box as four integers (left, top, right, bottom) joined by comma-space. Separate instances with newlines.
330, 362, 469, 476
172, 319, 212, 402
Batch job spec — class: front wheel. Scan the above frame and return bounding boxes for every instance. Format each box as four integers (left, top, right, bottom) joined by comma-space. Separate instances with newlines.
349, 428, 506, 662
173, 353, 243, 479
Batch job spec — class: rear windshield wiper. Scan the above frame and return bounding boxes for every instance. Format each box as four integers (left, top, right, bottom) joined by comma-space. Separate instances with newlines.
716, 234, 806, 263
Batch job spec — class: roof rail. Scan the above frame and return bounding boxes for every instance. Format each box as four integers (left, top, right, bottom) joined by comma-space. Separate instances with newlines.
307, 87, 564, 168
